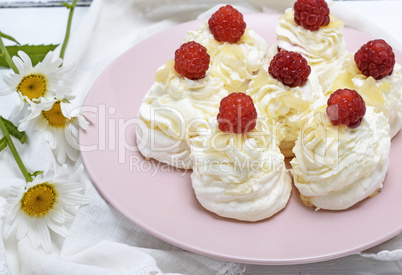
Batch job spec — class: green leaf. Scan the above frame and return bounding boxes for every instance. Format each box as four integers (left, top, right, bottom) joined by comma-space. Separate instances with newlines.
0, 137, 6, 152
30, 170, 44, 177
0, 44, 59, 69
0, 31, 20, 45
3, 118, 27, 144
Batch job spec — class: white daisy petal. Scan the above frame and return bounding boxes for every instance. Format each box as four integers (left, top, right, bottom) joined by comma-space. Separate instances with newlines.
19, 52, 34, 75
70, 164, 83, 179
16, 221, 28, 240
18, 51, 31, 63
45, 58, 63, 74
78, 115, 89, 129
2, 75, 13, 86
46, 131, 57, 149
44, 214, 69, 237
59, 101, 71, 117
2, 218, 15, 239
36, 117, 48, 130
56, 147, 66, 164
39, 51, 55, 67
56, 81, 64, 100
12, 56, 27, 74
47, 208, 66, 224
41, 100, 55, 111
35, 221, 52, 253
9, 97, 27, 120
47, 222, 69, 237
57, 208, 75, 221
26, 225, 40, 248
0, 80, 14, 95
66, 147, 79, 163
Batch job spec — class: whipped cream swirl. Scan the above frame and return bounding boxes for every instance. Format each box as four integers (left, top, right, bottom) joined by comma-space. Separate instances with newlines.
247, 68, 325, 156
185, 23, 268, 92
136, 60, 228, 169
270, 8, 347, 92
291, 106, 390, 210
190, 119, 292, 221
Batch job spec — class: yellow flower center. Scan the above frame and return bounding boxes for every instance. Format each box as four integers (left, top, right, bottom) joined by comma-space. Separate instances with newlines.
17, 74, 47, 100
42, 101, 71, 127
21, 183, 56, 216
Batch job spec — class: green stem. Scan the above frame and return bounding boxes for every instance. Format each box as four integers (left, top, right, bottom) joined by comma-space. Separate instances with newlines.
0, 34, 18, 73
59, 0, 78, 61
0, 117, 33, 182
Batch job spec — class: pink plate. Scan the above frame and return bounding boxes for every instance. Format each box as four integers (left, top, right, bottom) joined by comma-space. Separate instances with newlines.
79, 13, 402, 265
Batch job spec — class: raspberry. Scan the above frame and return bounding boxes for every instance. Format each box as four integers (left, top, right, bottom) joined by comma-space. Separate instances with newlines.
208, 5, 247, 43
354, 39, 395, 80
174, 41, 210, 80
294, 0, 330, 31
268, 51, 311, 87
217, 93, 257, 133
326, 88, 366, 128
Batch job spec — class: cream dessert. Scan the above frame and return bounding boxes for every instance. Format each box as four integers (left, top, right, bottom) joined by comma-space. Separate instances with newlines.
185, 8, 267, 93
191, 113, 292, 222
268, 4, 347, 93
137, 44, 228, 169
330, 52, 402, 138
291, 102, 390, 210
247, 51, 325, 157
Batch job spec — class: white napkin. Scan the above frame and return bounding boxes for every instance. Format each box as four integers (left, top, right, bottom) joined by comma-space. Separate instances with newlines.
1, 0, 402, 274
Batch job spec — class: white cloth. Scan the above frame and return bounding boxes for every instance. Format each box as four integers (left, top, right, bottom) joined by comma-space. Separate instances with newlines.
1, 0, 402, 274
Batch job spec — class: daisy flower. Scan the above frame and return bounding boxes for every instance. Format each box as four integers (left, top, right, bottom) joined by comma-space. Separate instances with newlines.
18, 82, 88, 164
2, 165, 89, 253
1, 50, 71, 117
